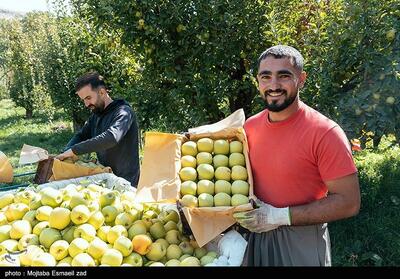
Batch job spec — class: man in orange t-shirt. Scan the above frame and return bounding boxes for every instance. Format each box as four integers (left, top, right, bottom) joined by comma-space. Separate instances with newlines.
233, 45, 360, 266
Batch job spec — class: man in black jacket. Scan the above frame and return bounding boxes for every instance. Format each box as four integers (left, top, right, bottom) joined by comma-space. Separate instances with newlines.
56, 71, 140, 187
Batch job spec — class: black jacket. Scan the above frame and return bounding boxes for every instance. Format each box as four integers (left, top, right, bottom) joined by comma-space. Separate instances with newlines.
66, 99, 140, 186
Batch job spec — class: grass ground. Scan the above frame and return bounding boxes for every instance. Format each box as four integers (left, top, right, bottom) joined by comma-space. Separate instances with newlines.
0, 99, 73, 185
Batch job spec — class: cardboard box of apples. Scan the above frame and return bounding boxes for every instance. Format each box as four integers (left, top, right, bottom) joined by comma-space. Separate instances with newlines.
134, 109, 255, 248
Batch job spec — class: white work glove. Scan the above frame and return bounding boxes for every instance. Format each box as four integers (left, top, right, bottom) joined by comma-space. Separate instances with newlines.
233, 198, 291, 233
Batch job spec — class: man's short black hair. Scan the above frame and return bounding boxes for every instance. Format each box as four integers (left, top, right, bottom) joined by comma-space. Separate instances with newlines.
257, 45, 304, 72
75, 71, 107, 92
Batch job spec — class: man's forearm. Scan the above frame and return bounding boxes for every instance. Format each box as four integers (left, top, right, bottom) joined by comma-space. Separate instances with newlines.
71, 131, 117, 155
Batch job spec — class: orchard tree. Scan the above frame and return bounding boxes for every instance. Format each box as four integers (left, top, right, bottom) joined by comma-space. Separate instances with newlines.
70, 0, 270, 132
5, 13, 54, 119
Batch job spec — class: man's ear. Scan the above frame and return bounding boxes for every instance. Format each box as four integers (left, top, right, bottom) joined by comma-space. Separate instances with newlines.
299, 71, 307, 89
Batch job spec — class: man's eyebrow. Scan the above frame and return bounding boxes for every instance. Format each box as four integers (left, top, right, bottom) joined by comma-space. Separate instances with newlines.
257, 69, 295, 76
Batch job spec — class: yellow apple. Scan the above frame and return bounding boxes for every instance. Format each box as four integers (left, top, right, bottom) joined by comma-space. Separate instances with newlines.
19, 245, 44, 266
213, 154, 229, 168
18, 234, 39, 250
196, 152, 213, 165
180, 181, 197, 196
10, 220, 31, 239
214, 193, 231, 207
197, 138, 214, 153
122, 252, 143, 266
215, 180, 232, 195
231, 180, 250, 196
49, 239, 69, 260
35, 205, 53, 222
197, 164, 214, 180
213, 139, 229, 155
166, 244, 182, 260
229, 153, 246, 167
179, 167, 197, 182
5, 203, 29, 222
180, 195, 198, 208
97, 225, 111, 242
88, 238, 108, 260
32, 221, 49, 236
101, 248, 123, 266
49, 207, 71, 230
71, 253, 95, 266
214, 166, 231, 181
101, 205, 119, 223
115, 212, 134, 230
74, 224, 97, 242
107, 225, 128, 245
0, 225, 11, 242
31, 252, 56, 266
145, 242, 166, 261
198, 193, 214, 207
71, 205, 91, 225
181, 141, 198, 156
197, 179, 215, 195
113, 236, 133, 256
231, 165, 248, 181
165, 259, 181, 266
181, 155, 197, 168
0, 193, 14, 209
88, 211, 105, 230
231, 194, 249, 206
68, 238, 89, 258
229, 140, 243, 153
40, 188, 63, 207
180, 256, 201, 266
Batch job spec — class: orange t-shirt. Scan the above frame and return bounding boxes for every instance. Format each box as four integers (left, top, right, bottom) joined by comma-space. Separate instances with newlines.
244, 101, 357, 208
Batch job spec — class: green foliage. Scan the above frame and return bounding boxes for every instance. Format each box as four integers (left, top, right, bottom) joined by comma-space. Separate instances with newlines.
330, 136, 400, 266
3, 13, 54, 119
71, 0, 270, 131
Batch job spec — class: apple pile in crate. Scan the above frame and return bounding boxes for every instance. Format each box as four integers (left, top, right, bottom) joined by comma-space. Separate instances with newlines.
0, 181, 218, 266
179, 138, 250, 207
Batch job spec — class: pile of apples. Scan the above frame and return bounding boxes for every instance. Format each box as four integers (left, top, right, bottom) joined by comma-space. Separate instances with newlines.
179, 138, 250, 208
0, 180, 218, 266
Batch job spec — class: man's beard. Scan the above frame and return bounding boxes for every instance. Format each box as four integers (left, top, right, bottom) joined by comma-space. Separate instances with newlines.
89, 100, 105, 114
263, 89, 297, 112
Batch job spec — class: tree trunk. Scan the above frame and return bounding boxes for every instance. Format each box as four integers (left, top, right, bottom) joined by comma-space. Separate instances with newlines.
25, 108, 33, 119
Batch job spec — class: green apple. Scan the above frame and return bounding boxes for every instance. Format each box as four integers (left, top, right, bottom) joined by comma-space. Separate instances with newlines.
113, 236, 133, 256
200, 255, 216, 266
178, 241, 194, 255
386, 96, 396, 105
122, 252, 143, 266
88, 201, 100, 212
155, 238, 169, 250
128, 222, 147, 239
101, 248, 123, 266
149, 222, 166, 239
0, 225, 11, 242
5, 203, 29, 221
23, 210, 38, 227
14, 190, 35, 205
215, 180, 232, 195
231, 180, 250, 196
149, 262, 164, 266
166, 244, 182, 260
20, 245, 44, 266
164, 220, 178, 232
71, 205, 91, 225
197, 164, 214, 180
31, 252, 56, 266
213, 139, 229, 155
165, 259, 181, 266
214, 193, 231, 207
206, 251, 218, 258
18, 234, 39, 250
165, 229, 181, 245
102, 205, 119, 223
87, 238, 108, 260
61, 225, 76, 243
230, 140, 243, 153
10, 220, 32, 239
181, 155, 197, 168
179, 167, 197, 182
68, 238, 89, 258
229, 153, 246, 167
115, 212, 134, 230
198, 193, 214, 207
71, 253, 95, 266
29, 195, 42, 210
69, 193, 89, 208
197, 138, 214, 153
49, 207, 71, 230
180, 181, 197, 196
40, 188, 63, 207
194, 247, 207, 259
99, 192, 116, 208
180, 256, 201, 266
49, 239, 69, 260
214, 167, 231, 181
39, 228, 62, 249
74, 223, 96, 242
231, 166, 248, 181
180, 195, 198, 208
386, 28, 396, 41
231, 194, 249, 206
0, 193, 14, 209
145, 242, 166, 261
87, 183, 104, 192
181, 141, 198, 156
197, 180, 215, 195
35, 205, 53, 221
32, 221, 49, 236
213, 154, 229, 168
196, 152, 213, 165
107, 225, 128, 245
161, 210, 180, 224
97, 225, 111, 242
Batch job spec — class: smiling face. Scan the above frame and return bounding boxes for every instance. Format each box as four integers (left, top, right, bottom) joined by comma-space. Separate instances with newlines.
77, 85, 106, 114
257, 56, 306, 113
